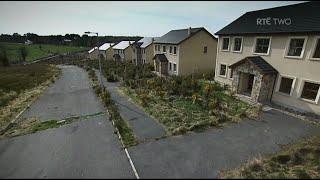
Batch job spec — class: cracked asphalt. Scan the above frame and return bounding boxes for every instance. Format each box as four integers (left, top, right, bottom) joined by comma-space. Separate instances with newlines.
0, 65, 134, 178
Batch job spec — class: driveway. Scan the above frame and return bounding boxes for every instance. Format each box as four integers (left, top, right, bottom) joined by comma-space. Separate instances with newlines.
95, 70, 166, 142
0, 65, 134, 178
128, 109, 320, 178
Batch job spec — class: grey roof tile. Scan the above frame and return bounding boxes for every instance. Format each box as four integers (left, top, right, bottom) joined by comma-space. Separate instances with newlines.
230, 56, 278, 74
216, 2, 320, 35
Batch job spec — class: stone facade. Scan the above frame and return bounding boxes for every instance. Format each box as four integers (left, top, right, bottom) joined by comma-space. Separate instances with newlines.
231, 61, 276, 103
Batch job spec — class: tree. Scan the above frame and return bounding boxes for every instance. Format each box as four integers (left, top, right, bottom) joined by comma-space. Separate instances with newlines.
19, 46, 28, 62
0, 47, 10, 66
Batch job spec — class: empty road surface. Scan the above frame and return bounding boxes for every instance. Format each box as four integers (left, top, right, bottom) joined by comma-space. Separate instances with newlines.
0, 65, 134, 178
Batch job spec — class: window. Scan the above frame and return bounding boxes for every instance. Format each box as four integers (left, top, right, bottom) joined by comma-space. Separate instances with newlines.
277, 76, 295, 95
219, 64, 227, 77
155, 45, 157, 51
173, 63, 177, 72
221, 37, 230, 51
285, 37, 307, 58
173, 46, 177, 54
232, 37, 243, 52
300, 81, 320, 103
158, 45, 161, 51
254, 37, 271, 55
203, 46, 207, 54
169, 62, 172, 71
169, 46, 172, 53
163, 46, 166, 53
133, 48, 135, 53
311, 37, 320, 60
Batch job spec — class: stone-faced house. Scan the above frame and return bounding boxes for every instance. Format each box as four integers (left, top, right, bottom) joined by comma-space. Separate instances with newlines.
153, 27, 218, 76
132, 37, 159, 65
214, 2, 320, 115
112, 41, 135, 62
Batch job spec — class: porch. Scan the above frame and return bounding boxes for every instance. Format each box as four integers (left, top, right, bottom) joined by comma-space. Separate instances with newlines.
229, 56, 278, 103
153, 54, 168, 76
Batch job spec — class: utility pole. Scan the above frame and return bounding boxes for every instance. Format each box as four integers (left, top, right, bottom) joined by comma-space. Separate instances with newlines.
84, 31, 104, 91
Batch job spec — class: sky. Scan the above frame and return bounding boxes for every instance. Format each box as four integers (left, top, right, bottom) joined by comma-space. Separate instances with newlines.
0, 1, 304, 37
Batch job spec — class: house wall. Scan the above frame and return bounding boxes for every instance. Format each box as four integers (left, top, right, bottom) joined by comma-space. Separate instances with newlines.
144, 44, 155, 64
179, 30, 218, 76
106, 48, 114, 60
88, 49, 99, 60
215, 34, 320, 115
124, 46, 134, 62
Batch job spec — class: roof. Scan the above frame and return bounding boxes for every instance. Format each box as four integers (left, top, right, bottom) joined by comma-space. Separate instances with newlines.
155, 27, 216, 44
99, 43, 114, 51
229, 56, 278, 74
135, 37, 160, 48
153, 54, 168, 63
112, 41, 135, 50
216, 2, 320, 35
88, 47, 98, 53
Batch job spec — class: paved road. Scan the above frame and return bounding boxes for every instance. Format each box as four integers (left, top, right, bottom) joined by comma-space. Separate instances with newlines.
128, 109, 320, 178
95, 70, 166, 142
21, 65, 104, 121
0, 65, 134, 178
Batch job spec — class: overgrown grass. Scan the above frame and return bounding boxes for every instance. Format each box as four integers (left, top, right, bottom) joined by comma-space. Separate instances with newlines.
121, 85, 259, 136
0, 63, 61, 128
0, 112, 104, 139
0, 42, 88, 62
219, 135, 320, 179
86, 68, 137, 147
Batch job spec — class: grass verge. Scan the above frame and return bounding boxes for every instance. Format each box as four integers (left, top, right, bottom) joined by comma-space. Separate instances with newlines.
86, 68, 137, 147
219, 135, 320, 179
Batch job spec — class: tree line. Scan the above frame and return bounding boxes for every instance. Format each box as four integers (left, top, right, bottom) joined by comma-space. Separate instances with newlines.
0, 33, 142, 47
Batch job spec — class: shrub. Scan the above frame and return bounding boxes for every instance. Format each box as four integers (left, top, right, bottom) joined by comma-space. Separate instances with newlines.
272, 154, 291, 164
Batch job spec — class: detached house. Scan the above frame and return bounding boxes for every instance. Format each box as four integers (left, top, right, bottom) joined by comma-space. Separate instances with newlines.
214, 2, 320, 115
99, 42, 114, 60
88, 47, 98, 60
112, 41, 135, 62
132, 37, 159, 65
153, 27, 218, 76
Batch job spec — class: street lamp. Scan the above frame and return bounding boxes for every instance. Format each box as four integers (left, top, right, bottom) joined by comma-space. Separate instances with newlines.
84, 31, 104, 91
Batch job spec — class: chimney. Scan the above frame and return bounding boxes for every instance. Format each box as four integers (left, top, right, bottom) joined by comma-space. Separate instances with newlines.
110, 43, 112, 47
188, 27, 191, 36
152, 37, 154, 42
129, 41, 131, 45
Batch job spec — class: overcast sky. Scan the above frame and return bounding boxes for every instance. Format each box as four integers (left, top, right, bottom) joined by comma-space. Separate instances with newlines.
0, 1, 304, 37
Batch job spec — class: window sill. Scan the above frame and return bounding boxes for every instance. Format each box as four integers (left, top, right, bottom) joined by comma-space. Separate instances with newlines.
221, 49, 230, 52
231, 50, 242, 53
218, 74, 227, 78
276, 91, 292, 97
253, 52, 269, 56
284, 55, 303, 59
298, 97, 318, 105
309, 57, 320, 61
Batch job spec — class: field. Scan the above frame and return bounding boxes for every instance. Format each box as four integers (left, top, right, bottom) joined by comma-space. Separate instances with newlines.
0, 63, 61, 128
0, 42, 88, 62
